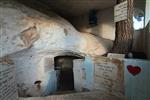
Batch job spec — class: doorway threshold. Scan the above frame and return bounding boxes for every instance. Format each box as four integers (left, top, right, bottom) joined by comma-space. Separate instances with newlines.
19, 91, 124, 100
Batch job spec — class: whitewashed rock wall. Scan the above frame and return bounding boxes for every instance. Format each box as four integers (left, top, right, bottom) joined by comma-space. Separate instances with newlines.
0, 0, 113, 97
0, 0, 113, 58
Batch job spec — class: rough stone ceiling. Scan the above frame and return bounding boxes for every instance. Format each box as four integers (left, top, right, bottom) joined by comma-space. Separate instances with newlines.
17, 0, 116, 18
40, 0, 116, 16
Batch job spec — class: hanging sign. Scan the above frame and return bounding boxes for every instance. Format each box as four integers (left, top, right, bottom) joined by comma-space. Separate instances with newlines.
107, 53, 125, 60
114, 1, 128, 22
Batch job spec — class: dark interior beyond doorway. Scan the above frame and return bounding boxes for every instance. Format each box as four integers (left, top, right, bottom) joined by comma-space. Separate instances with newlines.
54, 56, 81, 92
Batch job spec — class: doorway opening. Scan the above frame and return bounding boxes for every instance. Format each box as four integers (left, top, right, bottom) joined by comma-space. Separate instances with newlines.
54, 55, 82, 93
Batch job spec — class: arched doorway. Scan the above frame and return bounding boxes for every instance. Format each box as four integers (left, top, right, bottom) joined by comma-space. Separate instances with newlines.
54, 55, 83, 92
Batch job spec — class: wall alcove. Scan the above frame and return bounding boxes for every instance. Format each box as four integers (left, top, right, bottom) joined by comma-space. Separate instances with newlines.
54, 56, 80, 92
53, 52, 84, 94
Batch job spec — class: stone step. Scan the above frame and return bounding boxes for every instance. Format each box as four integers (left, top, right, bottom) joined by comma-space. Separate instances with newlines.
52, 90, 77, 95
19, 91, 124, 100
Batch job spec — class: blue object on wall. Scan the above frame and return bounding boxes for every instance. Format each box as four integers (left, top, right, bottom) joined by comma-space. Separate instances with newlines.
89, 10, 98, 27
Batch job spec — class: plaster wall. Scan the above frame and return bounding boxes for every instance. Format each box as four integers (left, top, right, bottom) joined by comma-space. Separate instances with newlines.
73, 56, 150, 99
145, 22, 150, 59
145, 0, 150, 59
71, 7, 115, 41
73, 57, 124, 98
124, 59, 150, 100
71, 3, 147, 53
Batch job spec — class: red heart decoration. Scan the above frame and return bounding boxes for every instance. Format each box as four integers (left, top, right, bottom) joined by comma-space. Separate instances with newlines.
127, 65, 141, 76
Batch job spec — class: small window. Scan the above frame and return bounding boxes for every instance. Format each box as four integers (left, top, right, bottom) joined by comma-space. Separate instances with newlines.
133, 8, 144, 30
133, 16, 144, 30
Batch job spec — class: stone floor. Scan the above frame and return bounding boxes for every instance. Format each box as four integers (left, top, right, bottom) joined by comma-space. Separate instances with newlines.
19, 91, 124, 100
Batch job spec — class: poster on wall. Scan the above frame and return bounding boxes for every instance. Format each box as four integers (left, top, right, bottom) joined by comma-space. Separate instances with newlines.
0, 57, 18, 100
93, 57, 124, 97
124, 59, 150, 100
